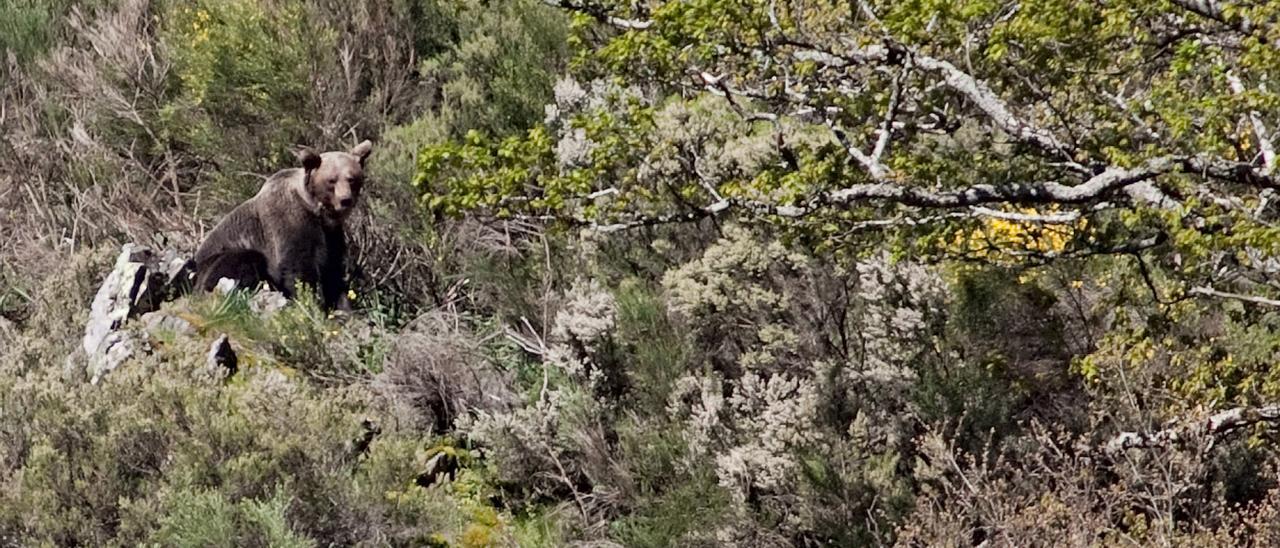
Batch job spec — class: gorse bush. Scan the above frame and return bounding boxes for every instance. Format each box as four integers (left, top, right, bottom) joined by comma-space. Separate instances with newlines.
161, 0, 316, 177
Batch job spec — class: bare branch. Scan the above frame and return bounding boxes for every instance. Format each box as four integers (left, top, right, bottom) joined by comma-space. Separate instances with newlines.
1124, 181, 1178, 210
869, 65, 906, 166
540, 0, 652, 30
826, 117, 892, 180
1227, 71, 1276, 174
793, 46, 890, 67
811, 156, 1180, 211
530, 155, 1273, 233
967, 207, 1081, 224
792, 43, 1086, 173
1169, 0, 1256, 35
1106, 405, 1280, 455
911, 54, 1085, 172
1188, 285, 1280, 308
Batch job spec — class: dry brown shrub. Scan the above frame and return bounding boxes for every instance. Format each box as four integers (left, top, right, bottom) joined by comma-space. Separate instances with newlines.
375, 311, 517, 433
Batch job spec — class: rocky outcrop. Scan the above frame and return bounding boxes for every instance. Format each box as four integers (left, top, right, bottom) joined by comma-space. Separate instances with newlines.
83, 244, 195, 382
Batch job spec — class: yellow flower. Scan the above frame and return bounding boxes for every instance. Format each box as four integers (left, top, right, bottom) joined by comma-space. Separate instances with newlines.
347, 289, 357, 301
1071, 280, 1084, 289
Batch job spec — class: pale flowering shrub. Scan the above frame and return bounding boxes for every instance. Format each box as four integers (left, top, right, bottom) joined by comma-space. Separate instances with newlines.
714, 444, 798, 503
657, 226, 944, 542
545, 278, 619, 391
544, 75, 640, 135
666, 372, 728, 454
459, 379, 626, 526
714, 371, 823, 499
854, 252, 950, 372
556, 127, 595, 170
662, 224, 809, 375
457, 387, 573, 493
729, 372, 825, 454
452, 279, 625, 522
552, 278, 617, 345
551, 77, 587, 114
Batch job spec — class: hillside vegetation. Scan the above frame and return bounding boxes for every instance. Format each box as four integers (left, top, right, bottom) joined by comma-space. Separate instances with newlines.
7, 0, 1280, 546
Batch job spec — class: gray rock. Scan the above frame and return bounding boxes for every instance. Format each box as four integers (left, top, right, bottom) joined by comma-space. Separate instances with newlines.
140, 311, 195, 337
207, 333, 238, 377
250, 289, 288, 316
84, 245, 150, 382
157, 249, 196, 298
83, 243, 195, 382
214, 277, 238, 295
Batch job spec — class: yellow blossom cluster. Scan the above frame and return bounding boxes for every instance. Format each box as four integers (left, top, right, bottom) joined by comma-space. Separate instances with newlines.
950, 207, 1086, 261
188, 8, 211, 44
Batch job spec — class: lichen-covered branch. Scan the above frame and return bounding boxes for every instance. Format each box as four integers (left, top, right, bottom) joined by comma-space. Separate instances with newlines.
1227, 71, 1276, 174
799, 155, 1274, 213
540, 0, 651, 29
544, 155, 1274, 232
1188, 285, 1280, 308
1106, 405, 1280, 455
1169, 0, 1256, 35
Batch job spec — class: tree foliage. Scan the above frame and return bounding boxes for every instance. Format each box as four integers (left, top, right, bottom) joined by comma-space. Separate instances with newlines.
423, 1, 1280, 277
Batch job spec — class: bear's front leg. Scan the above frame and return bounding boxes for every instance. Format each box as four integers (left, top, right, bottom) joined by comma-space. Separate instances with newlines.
320, 229, 351, 311
272, 262, 322, 302
322, 280, 352, 312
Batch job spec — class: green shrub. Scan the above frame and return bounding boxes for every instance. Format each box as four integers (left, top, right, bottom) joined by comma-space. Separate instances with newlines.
0, 0, 56, 66
0, 0, 83, 67
150, 487, 313, 548
159, 0, 319, 185
0, 318, 467, 545
613, 279, 690, 410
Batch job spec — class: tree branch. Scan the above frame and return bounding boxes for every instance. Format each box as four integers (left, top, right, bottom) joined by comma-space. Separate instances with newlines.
540, 0, 652, 30
793, 43, 1088, 174
524, 155, 1272, 233
911, 54, 1086, 173
1227, 71, 1276, 174
808, 156, 1182, 211
1169, 0, 1256, 35
1106, 405, 1280, 455
1188, 285, 1280, 308
967, 206, 1081, 224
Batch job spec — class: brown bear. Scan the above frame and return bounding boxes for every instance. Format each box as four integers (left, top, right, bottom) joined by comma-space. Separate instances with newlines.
194, 141, 372, 310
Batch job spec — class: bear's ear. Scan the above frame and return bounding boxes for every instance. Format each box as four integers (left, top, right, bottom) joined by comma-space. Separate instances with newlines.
350, 140, 373, 166
294, 147, 322, 172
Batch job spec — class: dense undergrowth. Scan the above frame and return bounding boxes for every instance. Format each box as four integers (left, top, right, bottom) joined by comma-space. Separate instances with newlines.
8, 0, 1280, 546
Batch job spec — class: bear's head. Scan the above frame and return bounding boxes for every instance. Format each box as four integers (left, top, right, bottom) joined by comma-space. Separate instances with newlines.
296, 140, 372, 221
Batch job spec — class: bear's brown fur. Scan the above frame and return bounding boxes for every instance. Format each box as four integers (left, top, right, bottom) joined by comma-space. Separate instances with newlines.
194, 141, 372, 309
